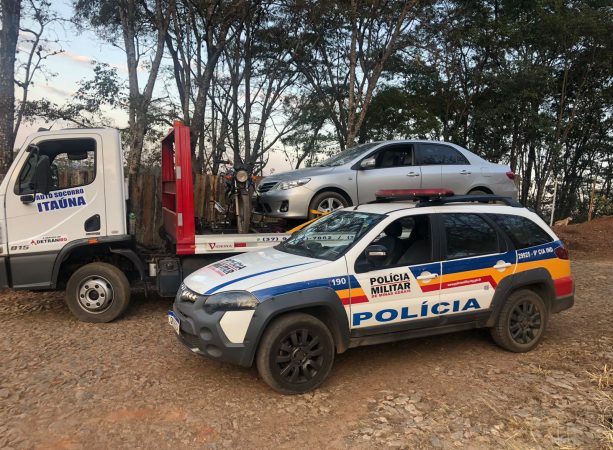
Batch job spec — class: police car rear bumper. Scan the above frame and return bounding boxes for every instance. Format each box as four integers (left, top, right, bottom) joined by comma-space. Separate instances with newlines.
172, 300, 255, 367
551, 294, 574, 314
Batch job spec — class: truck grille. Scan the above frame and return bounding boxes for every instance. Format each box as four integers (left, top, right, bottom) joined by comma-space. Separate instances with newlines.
257, 181, 278, 193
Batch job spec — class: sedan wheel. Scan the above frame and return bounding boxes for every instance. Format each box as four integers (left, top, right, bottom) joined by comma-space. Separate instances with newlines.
308, 191, 349, 219
317, 197, 344, 213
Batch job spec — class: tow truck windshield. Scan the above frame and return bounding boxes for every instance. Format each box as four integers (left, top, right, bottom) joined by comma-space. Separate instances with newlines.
276, 211, 384, 260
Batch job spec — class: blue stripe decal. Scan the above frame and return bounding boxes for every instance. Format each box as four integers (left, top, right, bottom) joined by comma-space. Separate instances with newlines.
517, 241, 561, 263
204, 262, 315, 295
254, 275, 356, 301
442, 251, 516, 274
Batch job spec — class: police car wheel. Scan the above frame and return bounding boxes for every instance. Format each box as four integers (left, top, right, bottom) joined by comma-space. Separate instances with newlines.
490, 289, 548, 353
256, 313, 335, 394
65, 262, 131, 323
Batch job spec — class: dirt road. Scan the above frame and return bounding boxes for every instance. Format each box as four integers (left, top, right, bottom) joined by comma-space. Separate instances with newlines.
1, 256, 611, 449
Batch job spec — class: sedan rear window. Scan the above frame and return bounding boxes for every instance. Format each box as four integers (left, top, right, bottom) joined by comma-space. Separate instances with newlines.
417, 144, 469, 165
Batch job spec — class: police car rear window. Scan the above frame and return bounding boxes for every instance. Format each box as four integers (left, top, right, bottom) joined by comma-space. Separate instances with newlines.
490, 214, 553, 250
443, 214, 500, 259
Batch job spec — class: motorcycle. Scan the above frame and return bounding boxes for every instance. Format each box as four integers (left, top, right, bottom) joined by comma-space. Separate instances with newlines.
218, 161, 256, 234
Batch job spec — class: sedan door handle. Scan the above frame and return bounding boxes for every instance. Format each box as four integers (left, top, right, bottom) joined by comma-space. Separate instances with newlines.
417, 272, 438, 281
493, 261, 512, 271
460, 170, 472, 175
406, 172, 420, 177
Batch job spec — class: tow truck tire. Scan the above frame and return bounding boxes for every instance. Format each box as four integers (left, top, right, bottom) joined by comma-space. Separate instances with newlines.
490, 289, 548, 353
65, 262, 131, 323
256, 313, 335, 394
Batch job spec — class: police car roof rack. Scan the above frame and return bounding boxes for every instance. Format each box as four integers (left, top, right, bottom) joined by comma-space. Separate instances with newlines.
419, 195, 523, 208
373, 189, 522, 208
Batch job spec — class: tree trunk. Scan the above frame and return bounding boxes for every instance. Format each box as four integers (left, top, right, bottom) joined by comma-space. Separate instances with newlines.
0, 0, 22, 175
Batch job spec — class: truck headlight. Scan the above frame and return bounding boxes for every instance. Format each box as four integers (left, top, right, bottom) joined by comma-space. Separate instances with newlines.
204, 291, 259, 314
276, 178, 310, 190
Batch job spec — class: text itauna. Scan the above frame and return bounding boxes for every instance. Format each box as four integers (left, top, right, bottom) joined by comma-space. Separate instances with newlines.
35, 188, 87, 212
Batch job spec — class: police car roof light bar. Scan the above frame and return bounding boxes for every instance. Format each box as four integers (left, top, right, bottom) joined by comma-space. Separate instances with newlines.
374, 188, 455, 203
419, 195, 523, 208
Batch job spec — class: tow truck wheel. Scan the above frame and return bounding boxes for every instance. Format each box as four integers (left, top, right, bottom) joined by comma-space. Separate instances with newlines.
256, 313, 335, 394
65, 262, 131, 323
490, 289, 548, 353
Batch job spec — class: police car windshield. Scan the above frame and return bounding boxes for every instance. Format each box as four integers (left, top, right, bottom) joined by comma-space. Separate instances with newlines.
276, 211, 384, 261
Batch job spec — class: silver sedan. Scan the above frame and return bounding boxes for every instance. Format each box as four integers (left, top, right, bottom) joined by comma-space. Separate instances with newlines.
256, 141, 517, 219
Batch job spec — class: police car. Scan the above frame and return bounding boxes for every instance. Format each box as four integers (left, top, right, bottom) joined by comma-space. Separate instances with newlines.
169, 189, 574, 394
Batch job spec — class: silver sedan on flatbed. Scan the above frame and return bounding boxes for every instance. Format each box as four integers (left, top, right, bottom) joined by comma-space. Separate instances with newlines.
256, 141, 517, 219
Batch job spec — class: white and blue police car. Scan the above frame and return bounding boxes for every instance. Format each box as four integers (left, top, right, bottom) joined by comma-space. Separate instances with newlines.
169, 189, 574, 394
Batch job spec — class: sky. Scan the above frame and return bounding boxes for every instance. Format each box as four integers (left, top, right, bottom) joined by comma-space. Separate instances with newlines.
15, 1, 292, 174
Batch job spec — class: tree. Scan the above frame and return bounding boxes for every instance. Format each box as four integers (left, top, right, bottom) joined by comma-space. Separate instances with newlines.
282, 0, 418, 150
0, 0, 22, 174
74, 0, 171, 203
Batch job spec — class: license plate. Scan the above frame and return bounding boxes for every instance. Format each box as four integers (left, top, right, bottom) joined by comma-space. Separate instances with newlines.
168, 311, 180, 335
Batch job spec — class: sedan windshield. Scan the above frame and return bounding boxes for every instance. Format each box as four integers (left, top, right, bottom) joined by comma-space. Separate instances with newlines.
276, 211, 384, 261
316, 143, 378, 167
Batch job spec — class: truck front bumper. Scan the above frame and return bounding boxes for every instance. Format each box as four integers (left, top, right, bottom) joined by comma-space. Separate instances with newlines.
172, 298, 255, 367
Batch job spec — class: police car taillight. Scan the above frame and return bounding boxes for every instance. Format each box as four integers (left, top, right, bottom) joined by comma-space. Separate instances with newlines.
554, 246, 569, 260
375, 189, 455, 202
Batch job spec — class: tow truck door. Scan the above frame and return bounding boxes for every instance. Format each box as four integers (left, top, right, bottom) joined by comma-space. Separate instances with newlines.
4, 133, 106, 288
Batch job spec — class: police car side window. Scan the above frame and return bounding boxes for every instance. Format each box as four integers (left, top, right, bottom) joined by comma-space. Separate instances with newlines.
357, 215, 432, 271
490, 214, 553, 249
443, 214, 499, 259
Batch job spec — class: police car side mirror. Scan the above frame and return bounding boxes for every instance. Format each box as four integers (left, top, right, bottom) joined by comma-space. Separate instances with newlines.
365, 245, 387, 266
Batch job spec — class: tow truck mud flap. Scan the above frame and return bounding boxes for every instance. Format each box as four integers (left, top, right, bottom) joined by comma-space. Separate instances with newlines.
0, 256, 9, 288
157, 258, 181, 297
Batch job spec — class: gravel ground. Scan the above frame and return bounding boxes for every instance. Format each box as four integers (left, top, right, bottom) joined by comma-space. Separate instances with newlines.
0, 258, 611, 449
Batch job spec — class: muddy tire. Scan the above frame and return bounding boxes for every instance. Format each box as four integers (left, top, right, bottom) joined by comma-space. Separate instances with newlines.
490, 289, 548, 352
65, 262, 131, 323
256, 313, 335, 394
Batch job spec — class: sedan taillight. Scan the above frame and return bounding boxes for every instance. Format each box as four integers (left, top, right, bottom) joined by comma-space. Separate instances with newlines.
506, 171, 516, 180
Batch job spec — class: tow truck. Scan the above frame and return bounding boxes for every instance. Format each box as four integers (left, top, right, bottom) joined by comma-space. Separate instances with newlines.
0, 122, 297, 322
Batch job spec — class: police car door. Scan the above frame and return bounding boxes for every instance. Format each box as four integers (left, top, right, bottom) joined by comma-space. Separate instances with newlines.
5, 134, 105, 288
438, 213, 516, 318
349, 214, 442, 330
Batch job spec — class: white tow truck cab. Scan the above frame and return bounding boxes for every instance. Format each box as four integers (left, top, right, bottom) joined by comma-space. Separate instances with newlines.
0, 123, 288, 322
